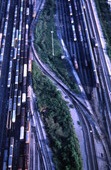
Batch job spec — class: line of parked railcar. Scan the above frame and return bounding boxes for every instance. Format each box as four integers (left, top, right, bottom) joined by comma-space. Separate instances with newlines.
8, 137, 14, 169
18, 110, 31, 170
24, 111, 30, 169
0, 0, 10, 70
2, 136, 15, 170
77, 0, 99, 87
2, 137, 9, 170
7, 5, 18, 88
67, 0, 78, 69
67, 0, 100, 87
68, 1, 77, 42
2, 0, 31, 169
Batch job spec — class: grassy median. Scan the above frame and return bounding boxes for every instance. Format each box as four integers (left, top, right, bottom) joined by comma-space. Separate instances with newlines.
32, 61, 82, 170
94, 0, 111, 58
34, 0, 79, 93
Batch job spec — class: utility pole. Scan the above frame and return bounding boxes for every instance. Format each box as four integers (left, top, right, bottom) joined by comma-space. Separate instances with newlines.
51, 30, 54, 56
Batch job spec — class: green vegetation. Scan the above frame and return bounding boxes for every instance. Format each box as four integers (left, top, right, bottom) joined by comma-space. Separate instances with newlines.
33, 0, 82, 169
94, 0, 111, 58
32, 62, 82, 170
34, 0, 79, 93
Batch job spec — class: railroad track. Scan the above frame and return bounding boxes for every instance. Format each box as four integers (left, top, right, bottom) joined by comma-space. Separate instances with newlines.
75, 104, 98, 170
31, 109, 54, 170
33, 42, 111, 169
80, 0, 111, 142
0, 0, 110, 169
32, 0, 111, 169
0, 0, 33, 169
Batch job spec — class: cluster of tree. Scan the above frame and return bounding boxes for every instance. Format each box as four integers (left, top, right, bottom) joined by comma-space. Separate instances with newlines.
34, 0, 79, 93
95, 0, 111, 57
32, 62, 82, 170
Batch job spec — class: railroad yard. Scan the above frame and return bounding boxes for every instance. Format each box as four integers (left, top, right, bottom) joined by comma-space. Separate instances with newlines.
0, 0, 33, 169
0, 0, 111, 170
